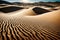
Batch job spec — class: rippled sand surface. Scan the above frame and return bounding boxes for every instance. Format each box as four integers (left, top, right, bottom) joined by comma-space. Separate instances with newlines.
0, 6, 60, 40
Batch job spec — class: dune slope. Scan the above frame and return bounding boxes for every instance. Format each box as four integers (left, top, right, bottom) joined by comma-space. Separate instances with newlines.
0, 7, 60, 40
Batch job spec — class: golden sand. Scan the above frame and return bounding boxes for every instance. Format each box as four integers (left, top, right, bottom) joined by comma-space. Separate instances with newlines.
0, 7, 60, 40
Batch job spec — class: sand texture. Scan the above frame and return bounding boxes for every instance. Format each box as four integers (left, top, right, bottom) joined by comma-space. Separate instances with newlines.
0, 7, 60, 40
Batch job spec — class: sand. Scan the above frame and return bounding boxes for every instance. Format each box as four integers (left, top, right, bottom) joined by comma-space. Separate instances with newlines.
0, 7, 60, 40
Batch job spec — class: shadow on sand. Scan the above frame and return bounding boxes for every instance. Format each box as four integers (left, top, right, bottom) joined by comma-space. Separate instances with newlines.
0, 6, 24, 13
32, 7, 50, 15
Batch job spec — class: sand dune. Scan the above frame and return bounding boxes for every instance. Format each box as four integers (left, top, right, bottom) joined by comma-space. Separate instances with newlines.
0, 7, 60, 40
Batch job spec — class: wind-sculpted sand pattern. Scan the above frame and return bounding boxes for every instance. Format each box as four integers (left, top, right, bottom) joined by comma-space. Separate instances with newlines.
0, 7, 60, 40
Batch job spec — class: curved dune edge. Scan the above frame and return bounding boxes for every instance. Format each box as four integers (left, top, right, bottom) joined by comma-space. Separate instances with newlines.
25, 9, 60, 24
0, 7, 60, 40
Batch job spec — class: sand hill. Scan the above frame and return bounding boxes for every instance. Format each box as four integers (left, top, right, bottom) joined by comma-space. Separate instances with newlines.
0, 7, 60, 40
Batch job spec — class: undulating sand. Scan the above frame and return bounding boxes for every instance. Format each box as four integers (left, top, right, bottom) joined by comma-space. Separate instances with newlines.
0, 7, 60, 40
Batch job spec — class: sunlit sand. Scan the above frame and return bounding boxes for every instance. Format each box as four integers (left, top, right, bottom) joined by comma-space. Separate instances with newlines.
0, 6, 60, 40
